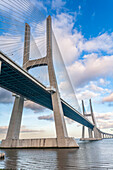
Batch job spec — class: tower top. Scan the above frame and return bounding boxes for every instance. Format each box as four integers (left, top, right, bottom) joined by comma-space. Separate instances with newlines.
47, 15, 51, 19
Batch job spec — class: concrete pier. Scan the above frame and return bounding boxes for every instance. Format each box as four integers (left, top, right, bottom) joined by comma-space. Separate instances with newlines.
0, 138, 79, 148
80, 138, 102, 141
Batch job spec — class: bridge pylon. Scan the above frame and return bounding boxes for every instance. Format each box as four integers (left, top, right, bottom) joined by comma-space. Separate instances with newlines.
80, 99, 102, 141
1, 16, 78, 148
46, 16, 79, 147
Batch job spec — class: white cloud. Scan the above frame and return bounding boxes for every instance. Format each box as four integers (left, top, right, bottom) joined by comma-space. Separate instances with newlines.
38, 114, 54, 121
68, 53, 113, 88
88, 83, 110, 93
38, 113, 75, 124
53, 13, 82, 65
76, 80, 110, 104
30, 0, 47, 11
102, 93, 113, 102
0, 88, 13, 104
53, 13, 113, 68
78, 5, 81, 10
99, 78, 110, 86
89, 84, 106, 93
80, 32, 113, 54
52, 0, 66, 10
77, 90, 99, 100
96, 112, 113, 120
24, 101, 46, 113
97, 119, 113, 129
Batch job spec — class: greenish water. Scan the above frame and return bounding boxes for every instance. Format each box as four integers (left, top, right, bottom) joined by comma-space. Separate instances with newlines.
0, 139, 113, 169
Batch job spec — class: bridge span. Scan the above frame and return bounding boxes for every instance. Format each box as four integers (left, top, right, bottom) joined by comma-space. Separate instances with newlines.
0, 51, 94, 129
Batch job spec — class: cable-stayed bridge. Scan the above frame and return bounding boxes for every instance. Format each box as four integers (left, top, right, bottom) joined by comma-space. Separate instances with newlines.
0, 0, 113, 148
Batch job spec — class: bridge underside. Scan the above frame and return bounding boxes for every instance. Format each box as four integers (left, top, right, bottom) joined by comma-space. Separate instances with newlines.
0, 52, 94, 130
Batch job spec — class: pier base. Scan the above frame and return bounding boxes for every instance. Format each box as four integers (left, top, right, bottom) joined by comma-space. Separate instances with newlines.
80, 138, 102, 141
0, 138, 79, 149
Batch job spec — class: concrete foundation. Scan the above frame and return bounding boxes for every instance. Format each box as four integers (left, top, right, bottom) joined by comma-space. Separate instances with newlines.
0, 138, 79, 149
80, 138, 102, 141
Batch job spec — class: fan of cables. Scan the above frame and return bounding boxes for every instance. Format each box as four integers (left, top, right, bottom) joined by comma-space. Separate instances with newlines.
0, 0, 49, 85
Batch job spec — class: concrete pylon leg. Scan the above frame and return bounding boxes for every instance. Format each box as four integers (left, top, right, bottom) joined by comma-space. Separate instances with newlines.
81, 100, 86, 139
52, 93, 68, 138
6, 96, 24, 140
82, 126, 85, 138
93, 126, 101, 138
88, 128, 93, 138
46, 16, 78, 147
5, 23, 30, 141
47, 16, 67, 146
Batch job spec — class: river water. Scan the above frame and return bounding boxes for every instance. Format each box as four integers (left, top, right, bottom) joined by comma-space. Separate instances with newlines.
0, 139, 113, 169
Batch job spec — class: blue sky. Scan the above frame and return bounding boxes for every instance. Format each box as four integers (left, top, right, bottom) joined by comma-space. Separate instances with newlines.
0, 0, 113, 140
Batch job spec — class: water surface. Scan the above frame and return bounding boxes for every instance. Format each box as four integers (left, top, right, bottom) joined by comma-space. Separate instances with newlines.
0, 139, 113, 169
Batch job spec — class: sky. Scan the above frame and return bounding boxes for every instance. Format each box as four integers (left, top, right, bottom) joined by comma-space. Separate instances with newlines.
0, 0, 113, 140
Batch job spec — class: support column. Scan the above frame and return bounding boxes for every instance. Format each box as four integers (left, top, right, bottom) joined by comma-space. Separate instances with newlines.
90, 99, 96, 126
93, 126, 101, 138
82, 126, 85, 139
81, 100, 93, 139
88, 128, 93, 138
6, 23, 30, 140
82, 100, 85, 139
6, 97, 24, 140
90, 99, 102, 139
46, 16, 68, 147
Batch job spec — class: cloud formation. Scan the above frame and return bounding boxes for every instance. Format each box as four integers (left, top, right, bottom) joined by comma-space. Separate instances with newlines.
68, 53, 113, 88
38, 114, 74, 124
38, 114, 54, 121
0, 88, 13, 104
30, 0, 47, 11
102, 93, 113, 103
0, 88, 46, 113
24, 101, 45, 113
80, 32, 113, 54
0, 125, 44, 135
94, 111, 113, 129
53, 13, 113, 66
52, 0, 66, 11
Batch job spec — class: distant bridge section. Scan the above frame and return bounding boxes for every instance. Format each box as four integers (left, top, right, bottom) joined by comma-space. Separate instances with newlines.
98, 130, 113, 139
0, 51, 94, 129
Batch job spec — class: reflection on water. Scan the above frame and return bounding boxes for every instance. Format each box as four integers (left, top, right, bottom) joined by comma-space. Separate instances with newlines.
0, 139, 113, 169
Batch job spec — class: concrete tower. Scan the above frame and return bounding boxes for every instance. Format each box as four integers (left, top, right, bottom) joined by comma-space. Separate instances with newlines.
81, 99, 102, 140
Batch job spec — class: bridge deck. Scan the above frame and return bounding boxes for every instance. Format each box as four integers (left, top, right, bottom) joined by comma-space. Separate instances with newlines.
0, 52, 94, 129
